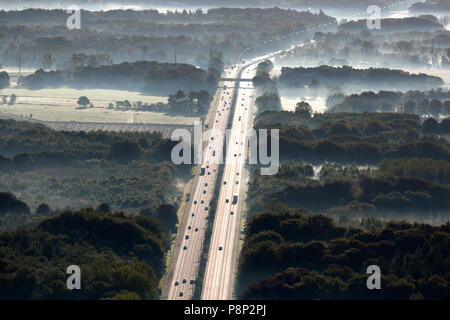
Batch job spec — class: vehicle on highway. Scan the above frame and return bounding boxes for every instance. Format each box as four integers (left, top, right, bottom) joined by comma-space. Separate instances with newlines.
182, 279, 186, 284
219, 246, 223, 251
179, 292, 183, 297
200, 165, 206, 175
175, 281, 179, 286
195, 228, 199, 232
233, 194, 239, 204
183, 245, 187, 250
193, 200, 197, 204
185, 235, 189, 240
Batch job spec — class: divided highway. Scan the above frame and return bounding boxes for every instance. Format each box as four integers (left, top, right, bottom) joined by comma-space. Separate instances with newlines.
166, 41, 311, 300
165, 66, 240, 300
201, 65, 257, 300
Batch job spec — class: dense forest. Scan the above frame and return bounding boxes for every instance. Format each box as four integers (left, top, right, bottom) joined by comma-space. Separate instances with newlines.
248, 110, 450, 221
277, 65, 444, 93
238, 210, 450, 299
0, 119, 190, 231
276, 29, 450, 69
239, 106, 450, 299
338, 16, 445, 34
0, 208, 167, 299
0, 8, 335, 69
253, 60, 282, 115
328, 89, 450, 118
18, 60, 216, 95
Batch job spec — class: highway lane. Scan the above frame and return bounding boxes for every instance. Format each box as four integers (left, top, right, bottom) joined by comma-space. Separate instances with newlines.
201, 66, 257, 300
167, 40, 314, 300
166, 67, 240, 300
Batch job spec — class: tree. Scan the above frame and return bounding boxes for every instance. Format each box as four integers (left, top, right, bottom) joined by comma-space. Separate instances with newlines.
295, 101, 313, 118
440, 118, 450, 134
109, 139, 142, 162
429, 99, 442, 119
423, 118, 439, 134
0, 71, 9, 90
403, 100, 417, 114
9, 94, 17, 105
98, 203, 111, 213
36, 203, 51, 216
140, 204, 178, 233
77, 96, 90, 108
42, 53, 54, 70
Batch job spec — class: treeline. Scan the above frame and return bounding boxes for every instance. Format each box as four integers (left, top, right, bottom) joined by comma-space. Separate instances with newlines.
278, 65, 444, 92
19, 61, 216, 95
329, 89, 450, 117
0, 208, 167, 299
114, 90, 212, 115
276, 29, 450, 69
377, 157, 450, 185
253, 60, 281, 115
0, 71, 9, 90
238, 210, 450, 299
338, 16, 444, 34
0, 8, 334, 68
255, 111, 450, 164
0, 119, 188, 226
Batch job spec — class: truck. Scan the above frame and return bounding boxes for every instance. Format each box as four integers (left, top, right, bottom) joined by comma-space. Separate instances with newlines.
232, 193, 238, 204
200, 165, 206, 175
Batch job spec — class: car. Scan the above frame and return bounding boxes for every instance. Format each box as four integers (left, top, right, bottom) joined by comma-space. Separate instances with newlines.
183, 245, 187, 250
190, 280, 194, 284
203, 190, 206, 194
185, 235, 189, 240
179, 292, 183, 297
226, 199, 229, 203
230, 211, 234, 215
182, 279, 187, 284
191, 213, 195, 217
207, 172, 211, 175
201, 200, 204, 204
195, 227, 199, 232
234, 154, 237, 157
219, 246, 223, 251
223, 181, 227, 185
236, 181, 239, 184
205, 207, 209, 211
193, 200, 197, 204
175, 281, 179, 286
205, 183, 208, 186
188, 225, 191, 230
237, 172, 240, 176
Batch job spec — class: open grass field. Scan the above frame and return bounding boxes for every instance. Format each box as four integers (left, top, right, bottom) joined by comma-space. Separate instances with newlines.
0, 87, 200, 125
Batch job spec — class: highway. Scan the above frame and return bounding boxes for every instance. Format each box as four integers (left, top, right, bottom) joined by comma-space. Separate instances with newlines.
201, 64, 257, 300
165, 66, 240, 300
166, 41, 312, 300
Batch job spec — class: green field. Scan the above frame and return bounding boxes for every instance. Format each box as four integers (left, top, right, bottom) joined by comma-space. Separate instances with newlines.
0, 87, 200, 125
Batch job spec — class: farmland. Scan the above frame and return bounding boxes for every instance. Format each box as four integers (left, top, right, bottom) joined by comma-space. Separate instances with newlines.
0, 87, 200, 125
